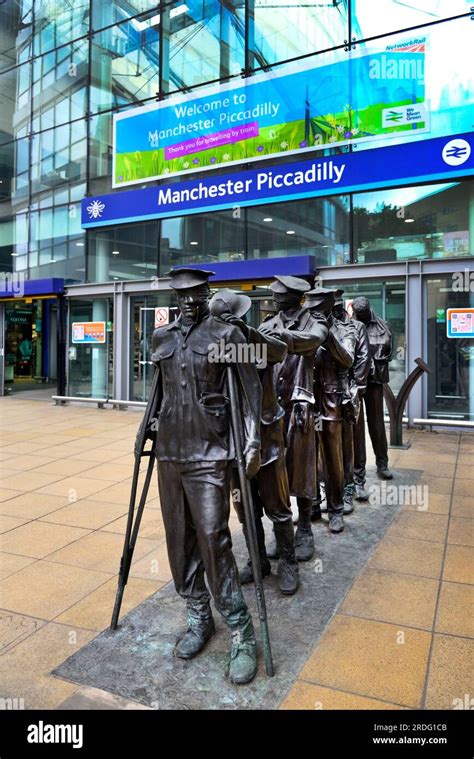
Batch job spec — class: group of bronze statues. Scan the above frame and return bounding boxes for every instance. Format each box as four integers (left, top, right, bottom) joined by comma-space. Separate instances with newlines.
136, 268, 393, 686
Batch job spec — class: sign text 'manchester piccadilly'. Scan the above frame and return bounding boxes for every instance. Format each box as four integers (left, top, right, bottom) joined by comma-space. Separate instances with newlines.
82, 133, 473, 229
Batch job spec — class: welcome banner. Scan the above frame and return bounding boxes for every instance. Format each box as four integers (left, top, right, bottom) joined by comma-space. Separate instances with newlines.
113, 36, 428, 187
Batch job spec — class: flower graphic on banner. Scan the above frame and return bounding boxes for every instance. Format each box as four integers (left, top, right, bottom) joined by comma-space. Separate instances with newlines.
87, 200, 105, 219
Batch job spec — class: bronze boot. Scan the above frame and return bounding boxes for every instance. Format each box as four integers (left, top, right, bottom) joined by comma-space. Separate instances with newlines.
274, 521, 300, 595
228, 614, 257, 685
295, 498, 315, 561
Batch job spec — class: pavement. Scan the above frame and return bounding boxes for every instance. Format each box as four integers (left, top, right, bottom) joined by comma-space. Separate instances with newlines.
0, 396, 472, 710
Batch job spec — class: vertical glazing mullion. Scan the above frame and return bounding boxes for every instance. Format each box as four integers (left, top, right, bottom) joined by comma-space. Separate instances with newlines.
84, 0, 93, 283
244, 0, 255, 75
158, 1, 170, 99
219, 1, 231, 80
26, 0, 36, 280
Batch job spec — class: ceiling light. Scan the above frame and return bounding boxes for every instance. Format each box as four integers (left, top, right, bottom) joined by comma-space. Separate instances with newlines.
190, 241, 199, 245
11, 252, 19, 256
75, 242, 84, 247
112, 250, 120, 255
404, 218, 415, 223
263, 217, 273, 222
286, 230, 295, 235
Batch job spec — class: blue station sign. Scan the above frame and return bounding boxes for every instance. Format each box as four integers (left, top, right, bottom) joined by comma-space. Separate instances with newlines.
82, 132, 473, 229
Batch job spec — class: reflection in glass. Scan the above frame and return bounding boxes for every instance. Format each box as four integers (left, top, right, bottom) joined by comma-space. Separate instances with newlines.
352, 0, 469, 41
247, 197, 350, 267
0, 0, 33, 73
32, 41, 88, 130
354, 181, 474, 263
160, 209, 245, 272
88, 221, 159, 281
90, 12, 159, 113
252, 0, 348, 67
33, 0, 89, 56
167, 0, 244, 92
29, 205, 85, 283
31, 120, 87, 197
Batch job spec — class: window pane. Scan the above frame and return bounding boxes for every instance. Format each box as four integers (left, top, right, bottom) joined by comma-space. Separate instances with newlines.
354, 181, 474, 263
33, 0, 89, 55
0, 0, 33, 73
31, 122, 87, 198
0, 60, 31, 145
29, 204, 85, 283
167, 0, 244, 92
247, 196, 350, 266
252, 0, 349, 67
0, 210, 28, 273
90, 13, 160, 113
32, 41, 88, 130
88, 221, 159, 281
92, 0, 164, 32
159, 209, 245, 271
352, 0, 470, 40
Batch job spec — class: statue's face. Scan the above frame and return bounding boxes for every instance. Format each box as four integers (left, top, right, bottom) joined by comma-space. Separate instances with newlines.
333, 304, 344, 320
353, 306, 370, 324
273, 292, 301, 312
176, 285, 209, 321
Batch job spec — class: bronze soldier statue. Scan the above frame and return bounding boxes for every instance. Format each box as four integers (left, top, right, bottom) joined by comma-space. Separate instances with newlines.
209, 289, 299, 596
332, 290, 371, 513
136, 268, 262, 685
260, 276, 328, 561
304, 287, 356, 533
352, 296, 394, 494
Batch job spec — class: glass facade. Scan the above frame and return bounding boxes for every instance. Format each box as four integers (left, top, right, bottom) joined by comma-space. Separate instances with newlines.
0, 2, 472, 284
0, 1, 473, 414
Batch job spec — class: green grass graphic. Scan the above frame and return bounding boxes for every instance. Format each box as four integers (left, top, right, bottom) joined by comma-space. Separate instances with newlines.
114, 98, 425, 184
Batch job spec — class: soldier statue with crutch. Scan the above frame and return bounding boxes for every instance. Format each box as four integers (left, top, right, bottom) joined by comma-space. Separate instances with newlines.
111, 268, 271, 685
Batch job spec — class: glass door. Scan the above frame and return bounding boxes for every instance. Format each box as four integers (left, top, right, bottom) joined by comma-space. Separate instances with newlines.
426, 277, 474, 420
130, 293, 178, 401
67, 298, 113, 398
